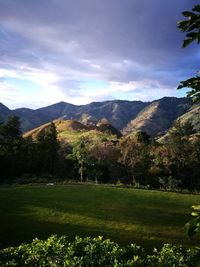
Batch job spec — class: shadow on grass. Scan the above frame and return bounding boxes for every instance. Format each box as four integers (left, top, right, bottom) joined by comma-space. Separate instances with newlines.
0, 185, 199, 251
0, 208, 199, 252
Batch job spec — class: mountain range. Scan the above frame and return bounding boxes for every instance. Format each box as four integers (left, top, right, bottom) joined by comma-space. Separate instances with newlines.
0, 97, 199, 136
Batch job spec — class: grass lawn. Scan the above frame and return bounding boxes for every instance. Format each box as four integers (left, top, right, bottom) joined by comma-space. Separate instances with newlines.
0, 184, 199, 250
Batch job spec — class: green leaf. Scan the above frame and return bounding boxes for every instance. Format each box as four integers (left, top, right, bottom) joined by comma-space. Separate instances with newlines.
177, 20, 190, 31
182, 38, 194, 48
186, 32, 198, 38
182, 11, 196, 17
193, 5, 200, 13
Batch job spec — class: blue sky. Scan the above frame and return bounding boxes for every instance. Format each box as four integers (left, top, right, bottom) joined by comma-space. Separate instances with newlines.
0, 0, 199, 109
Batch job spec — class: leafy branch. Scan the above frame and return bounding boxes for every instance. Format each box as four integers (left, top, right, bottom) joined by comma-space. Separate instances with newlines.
177, 5, 200, 103
177, 74, 200, 103
177, 5, 200, 48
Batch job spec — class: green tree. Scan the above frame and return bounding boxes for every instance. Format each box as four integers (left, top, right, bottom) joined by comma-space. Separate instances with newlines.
45, 122, 59, 174
135, 131, 150, 144
0, 116, 23, 180
167, 121, 194, 188
89, 140, 120, 184
150, 121, 196, 190
22, 136, 38, 175
177, 5, 200, 102
118, 136, 151, 185
2, 116, 23, 155
68, 138, 90, 182
4, 115, 22, 140
36, 122, 59, 175
192, 134, 200, 172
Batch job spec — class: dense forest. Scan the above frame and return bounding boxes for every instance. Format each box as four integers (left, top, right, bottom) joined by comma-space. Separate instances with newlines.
0, 115, 199, 191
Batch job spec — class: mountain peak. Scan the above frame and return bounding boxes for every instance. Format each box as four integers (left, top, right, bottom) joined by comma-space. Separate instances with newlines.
0, 97, 195, 135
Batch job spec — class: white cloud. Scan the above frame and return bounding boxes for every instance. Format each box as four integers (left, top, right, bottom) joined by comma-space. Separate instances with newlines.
109, 80, 163, 92
0, 0, 195, 108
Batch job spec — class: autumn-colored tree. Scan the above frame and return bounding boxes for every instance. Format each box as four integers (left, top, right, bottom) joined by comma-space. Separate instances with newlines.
89, 140, 120, 183
118, 136, 151, 185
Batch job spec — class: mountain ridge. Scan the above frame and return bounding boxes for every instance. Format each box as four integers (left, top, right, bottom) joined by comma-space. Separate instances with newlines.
0, 97, 197, 136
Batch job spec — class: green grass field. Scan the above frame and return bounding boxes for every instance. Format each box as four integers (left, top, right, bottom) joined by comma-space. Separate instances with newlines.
0, 184, 199, 250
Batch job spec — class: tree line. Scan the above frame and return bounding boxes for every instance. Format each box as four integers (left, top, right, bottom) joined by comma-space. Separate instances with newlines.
0, 115, 200, 191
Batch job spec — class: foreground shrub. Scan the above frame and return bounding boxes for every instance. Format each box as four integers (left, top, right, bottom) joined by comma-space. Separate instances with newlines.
0, 235, 200, 266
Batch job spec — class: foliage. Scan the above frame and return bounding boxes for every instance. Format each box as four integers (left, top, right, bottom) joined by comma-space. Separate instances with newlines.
4, 115, 22, 140
159, 121, 196, 190
178, 5, 200, 48
118, 136, 151, 185
0, 116, 24, 181
176, 2, 200, 230
36, 122, 59, 175
177, 5, 200, 102
89, 140, 120, 183
0, 235, 200, 267
186, 205, 200, 237
67, 138, 91, 182
178, 75, 200, 103
159, 176, 181, 191
1, 115, 200, 191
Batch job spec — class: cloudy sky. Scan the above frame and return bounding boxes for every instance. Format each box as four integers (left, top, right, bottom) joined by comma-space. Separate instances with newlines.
0, 0, 199, 109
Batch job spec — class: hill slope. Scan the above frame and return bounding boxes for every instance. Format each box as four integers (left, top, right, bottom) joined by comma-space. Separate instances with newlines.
158, 103, 200, 143
123, 97, 192, 136
177, 104, 200, 132
24, 119, 121, 143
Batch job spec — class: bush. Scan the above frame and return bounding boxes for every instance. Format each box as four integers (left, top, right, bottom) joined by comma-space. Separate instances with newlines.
0, 235, 200, 266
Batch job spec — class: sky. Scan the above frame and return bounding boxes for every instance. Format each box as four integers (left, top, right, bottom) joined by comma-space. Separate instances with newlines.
0, 0, 199, 109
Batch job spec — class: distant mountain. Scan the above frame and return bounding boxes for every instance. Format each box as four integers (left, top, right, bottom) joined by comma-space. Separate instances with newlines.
0, 103, 12, 122
0, 100, 148, 132
0, 97, 196, 136
123, 97, 192, 136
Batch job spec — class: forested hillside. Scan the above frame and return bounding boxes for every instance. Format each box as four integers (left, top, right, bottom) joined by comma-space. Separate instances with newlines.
1, 114, 200, 191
